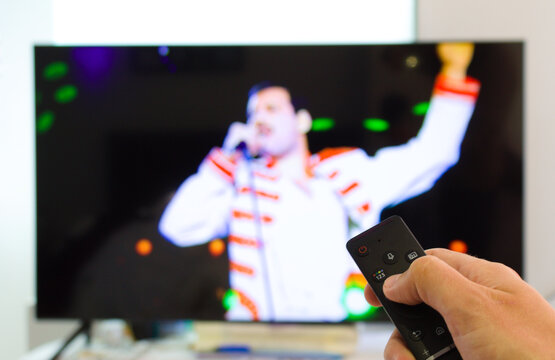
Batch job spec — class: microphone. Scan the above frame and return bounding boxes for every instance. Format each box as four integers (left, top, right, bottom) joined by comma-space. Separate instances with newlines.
235, 141, 247, 151
235, 141, 251, 160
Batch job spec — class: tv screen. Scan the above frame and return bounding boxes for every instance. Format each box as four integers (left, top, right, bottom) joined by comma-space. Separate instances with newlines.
35, 43, 523, 322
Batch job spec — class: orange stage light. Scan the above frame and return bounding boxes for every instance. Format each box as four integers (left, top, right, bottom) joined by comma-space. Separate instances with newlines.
209, 238, 226, 257
135, 238, 153, 256
449, 239, 468, 254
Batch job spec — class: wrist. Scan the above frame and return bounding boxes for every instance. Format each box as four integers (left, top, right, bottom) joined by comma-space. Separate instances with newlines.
204, 147, 238, 182
439, 64, 467, 81
434, 73, 481, 101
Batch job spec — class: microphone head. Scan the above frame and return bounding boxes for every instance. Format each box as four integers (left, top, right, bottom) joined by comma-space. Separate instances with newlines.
236, 141, 251, 160
236, 141, 247, 151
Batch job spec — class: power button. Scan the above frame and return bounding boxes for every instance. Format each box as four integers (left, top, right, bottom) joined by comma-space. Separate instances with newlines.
357, 245, 369, 257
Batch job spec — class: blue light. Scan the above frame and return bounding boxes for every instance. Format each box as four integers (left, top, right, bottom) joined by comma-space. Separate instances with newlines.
158, 46, 170, 57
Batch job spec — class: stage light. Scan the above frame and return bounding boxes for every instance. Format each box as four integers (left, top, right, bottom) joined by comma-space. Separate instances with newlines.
209, 238, 226, 257
44, 61, 69, 81
342, 286, 379, 320
449, 239, 468, 254
37, 111, 55, 133
158, 46, 170, 56
71, 47, 115, 81
223, 289, 239, 311
311, 117, 335, 132
412, 101, 430, 116
135, 238, 153, 256
405, 55, 419, 68
54, 85, 78, 104
342, 273, 378, 319
363, 118, 390, 132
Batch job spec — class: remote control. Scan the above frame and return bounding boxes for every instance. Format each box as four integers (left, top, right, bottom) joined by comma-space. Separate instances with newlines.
346, 216, 462, 360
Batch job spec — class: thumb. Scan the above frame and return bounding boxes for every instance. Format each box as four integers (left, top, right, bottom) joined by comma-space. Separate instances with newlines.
382, 254, 480, 319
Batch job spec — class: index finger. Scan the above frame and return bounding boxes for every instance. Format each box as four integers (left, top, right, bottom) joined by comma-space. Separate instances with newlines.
364, 284, 382, 307
382, 254, 481, 320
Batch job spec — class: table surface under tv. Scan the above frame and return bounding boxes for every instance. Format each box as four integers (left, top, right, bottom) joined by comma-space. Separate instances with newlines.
22, 322, 394, 360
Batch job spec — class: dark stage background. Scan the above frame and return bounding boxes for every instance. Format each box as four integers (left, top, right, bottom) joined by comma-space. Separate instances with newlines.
35, 43, 523, 320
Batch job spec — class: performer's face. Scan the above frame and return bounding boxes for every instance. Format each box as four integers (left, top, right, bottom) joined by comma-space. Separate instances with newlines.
246, 87, 300, 157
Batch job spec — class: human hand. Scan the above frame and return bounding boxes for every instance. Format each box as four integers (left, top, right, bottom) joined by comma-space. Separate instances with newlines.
222, 121, 260, 156
364, 248, 555, 359
436, 42, 474, 80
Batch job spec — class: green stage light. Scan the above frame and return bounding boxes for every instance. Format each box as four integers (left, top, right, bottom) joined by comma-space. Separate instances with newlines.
43, 61, 69, 81
342, 286, 379, 320
311, 118, 335, 132
37, 111, 55, 133
54, 85, 78, 104
363, 118, 390, 132
412, 101, 430, 116
222, 289, 239, 311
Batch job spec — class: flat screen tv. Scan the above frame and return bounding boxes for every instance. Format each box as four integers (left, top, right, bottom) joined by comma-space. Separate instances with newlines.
35, 42, 523, 323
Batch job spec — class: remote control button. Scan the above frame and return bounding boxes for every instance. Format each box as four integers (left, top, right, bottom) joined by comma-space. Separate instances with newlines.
405, 250, 420, 262
372, 268, 387, 282
357, 245, 369, 257
382, 251, 398, 264
408, 329, 424, 341
435, 326, 446, 336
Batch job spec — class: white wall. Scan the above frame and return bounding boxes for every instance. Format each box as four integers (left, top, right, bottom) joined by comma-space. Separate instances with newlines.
0, 0, 52, 357
417, 0, 555, 299
51, 0, 415, 45
3, 1, 555, 358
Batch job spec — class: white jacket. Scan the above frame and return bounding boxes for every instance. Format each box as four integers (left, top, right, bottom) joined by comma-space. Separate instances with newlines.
159, 75, 481, 322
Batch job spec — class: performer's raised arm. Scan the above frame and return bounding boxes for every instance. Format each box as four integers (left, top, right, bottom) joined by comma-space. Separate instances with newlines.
312, 43, 480, 229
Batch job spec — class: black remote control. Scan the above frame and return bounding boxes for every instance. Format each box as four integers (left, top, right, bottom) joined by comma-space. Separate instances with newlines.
346, 216, 462, 360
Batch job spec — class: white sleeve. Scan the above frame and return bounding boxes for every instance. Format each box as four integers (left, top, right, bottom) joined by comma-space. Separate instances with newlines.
311, 75, 480, 229
366, 75, 480, 207
158, 148, 236, 247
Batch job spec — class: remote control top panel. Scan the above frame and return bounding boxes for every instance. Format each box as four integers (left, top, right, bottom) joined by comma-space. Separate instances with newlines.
346, 216, 461, 360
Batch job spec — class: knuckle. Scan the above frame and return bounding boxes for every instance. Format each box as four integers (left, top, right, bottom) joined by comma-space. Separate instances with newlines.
425, 248, 447, 257
410, 255, 439, 282
490, 261, 521, 280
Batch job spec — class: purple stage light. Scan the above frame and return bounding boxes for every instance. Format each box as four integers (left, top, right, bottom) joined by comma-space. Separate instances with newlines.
71, 47, 115, 82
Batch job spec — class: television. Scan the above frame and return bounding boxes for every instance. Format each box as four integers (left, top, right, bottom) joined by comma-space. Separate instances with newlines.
35, 43, 523, 323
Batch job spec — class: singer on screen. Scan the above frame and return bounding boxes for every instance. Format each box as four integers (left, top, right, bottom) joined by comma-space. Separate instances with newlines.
158, 43, 480, 322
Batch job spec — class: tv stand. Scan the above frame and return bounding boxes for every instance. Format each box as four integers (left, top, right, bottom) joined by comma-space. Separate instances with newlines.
49, 320, 91, 360
25, 320, 394, 360
193, 322, 358, 354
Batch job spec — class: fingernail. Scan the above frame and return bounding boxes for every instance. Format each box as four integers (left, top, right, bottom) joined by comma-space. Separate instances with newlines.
384, 274, 400, 289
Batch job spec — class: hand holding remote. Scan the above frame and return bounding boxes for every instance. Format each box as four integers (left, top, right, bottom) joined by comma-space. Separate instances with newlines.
365, 248, 555, 360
